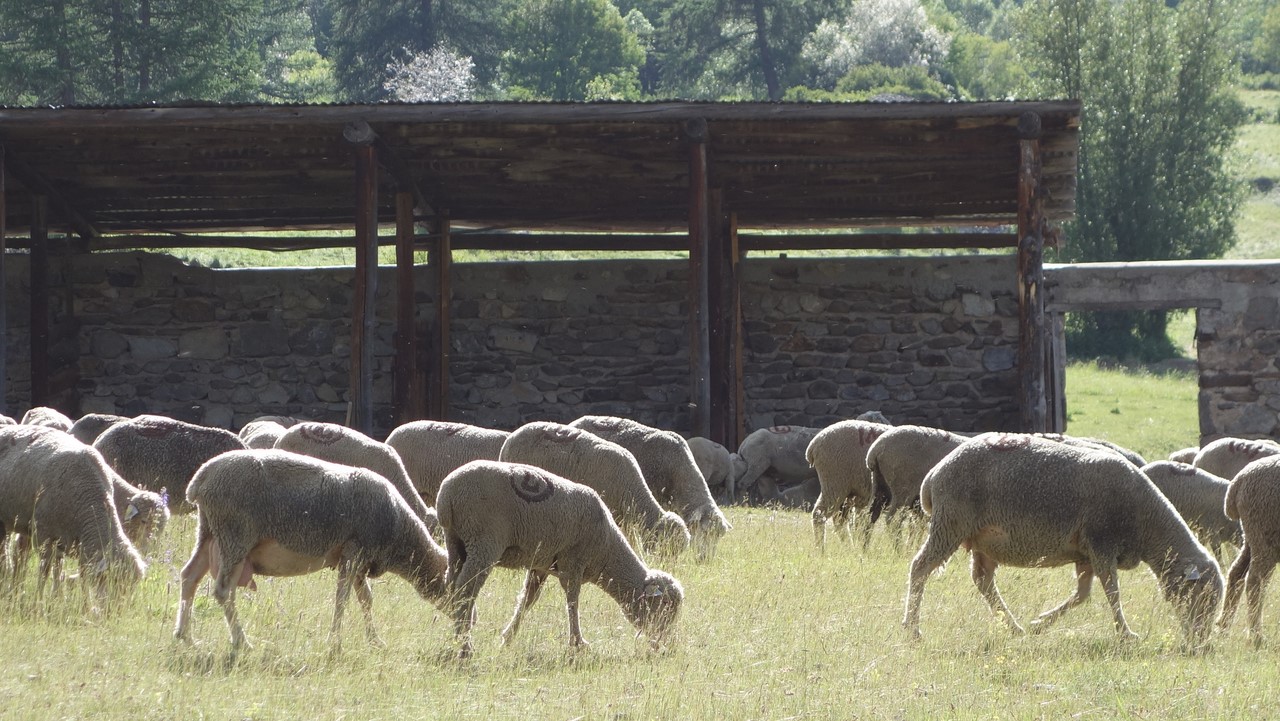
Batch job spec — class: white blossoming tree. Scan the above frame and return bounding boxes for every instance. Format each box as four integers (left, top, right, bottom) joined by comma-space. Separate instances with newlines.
383, 45, 476, 102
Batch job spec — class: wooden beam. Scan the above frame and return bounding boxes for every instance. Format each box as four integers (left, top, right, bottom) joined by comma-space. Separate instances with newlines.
348, 144, 378, 435
429, 212, 452, 421
394, 191, 420, 425
730, 212, 746, 450
706, 189, 733, 447
30, 196, 49, 407
1, 146, 100, 241
1016, 112, 1048, 432
686, 118, 711, 439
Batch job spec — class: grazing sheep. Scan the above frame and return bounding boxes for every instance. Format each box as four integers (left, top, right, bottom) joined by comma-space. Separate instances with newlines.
685, 437, 743, 505
1169, 447, 1199, 465
93, 415, 246, 512
275, 422, 436, 530
20, 406, 73, 431
174, 449, 449, 652
436, 460, 684, 657
903, 433, 1222, 648
238, 419, 288, 450
568, 415, 730, 560
385, 420, 510, 504
1194, 437, 1280, 481
0, 425, 146, 598
1141, 461, 1241, 560
805, 419, 895, 548
499, 422, 690, 555
69, 413, 129, 445
1035, 433, 1148, 468
865, 424, 969, 529
735, 425, 823, 503
1218, 455, 1280, 644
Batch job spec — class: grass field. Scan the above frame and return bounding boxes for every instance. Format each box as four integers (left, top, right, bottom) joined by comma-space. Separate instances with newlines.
2, 498, 1276, 721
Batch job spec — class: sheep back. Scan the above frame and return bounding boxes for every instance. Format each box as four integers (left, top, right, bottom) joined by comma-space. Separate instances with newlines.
1194, 437, 1280, 481
69, 413, 129, 445
865, 424, 968, 521
20, 406, 73, 431
1141, 460, 1241, 551
384, 420, 509, 503
93, 415, 246, 510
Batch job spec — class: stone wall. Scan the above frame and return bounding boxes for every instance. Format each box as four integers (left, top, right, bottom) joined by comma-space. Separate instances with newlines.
3, 251, 1024, 436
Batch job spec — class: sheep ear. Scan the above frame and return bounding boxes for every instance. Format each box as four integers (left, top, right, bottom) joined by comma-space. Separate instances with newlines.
1183, 565, 1202, 582
644, 582, 666, 598
124, 503, 139, 521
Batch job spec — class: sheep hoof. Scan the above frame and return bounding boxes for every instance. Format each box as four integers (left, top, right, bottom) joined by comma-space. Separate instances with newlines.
1249, 632, 1265, 650
1119, 630, 1140, 642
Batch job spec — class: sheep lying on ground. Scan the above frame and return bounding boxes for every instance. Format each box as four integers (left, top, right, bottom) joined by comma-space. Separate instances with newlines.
436, 460, 684, 657
275, 422, 436, 530
1194, 437, 1280, 481
174, 449, 449, 652
0, 425, 146, 598
1141, 461, 1241, 561
1218, 455, 1280, 645
778, 477, 821, 511
864, 424, 969, 533
93, 415, 246, 512
805, 419, 895, 548
903, 433, 1222, 648
735, 425, 823, 503
21, 406, 73, 431
685, 437, 743, 506
385, 420, 510, 504
238, 419, 288, 450
499, 422, 690, 555
1169, 447, 1199, 465
569, 415, 730, 560
69, 413, 129, 445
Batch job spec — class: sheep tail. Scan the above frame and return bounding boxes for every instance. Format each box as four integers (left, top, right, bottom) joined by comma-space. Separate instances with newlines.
919, 475, 934, 517
868, 455, 890, 524
1224, 477, 1241, 521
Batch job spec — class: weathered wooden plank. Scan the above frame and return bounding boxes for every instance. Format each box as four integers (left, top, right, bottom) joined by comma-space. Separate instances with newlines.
687, 119, 711, 439
29, 196, 49, 407
707, 188, 729, 445
394, 192, 419, 425
430, 213, 452, 421
347, 144, 378, 435
0, 145, 6, 413
1016, 113, 1047, 433
729, 213, 745, 449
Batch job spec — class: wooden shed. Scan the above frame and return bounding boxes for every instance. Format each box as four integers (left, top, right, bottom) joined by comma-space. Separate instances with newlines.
0, 100, 1080, 443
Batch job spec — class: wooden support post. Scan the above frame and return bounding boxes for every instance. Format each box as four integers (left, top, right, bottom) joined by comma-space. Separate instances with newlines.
0, 145, 7, 414
348, 144, 378, 435
393, 191, 419, 425
1016, 112, 1048, 432
1047, 312, 1067, 433
706, 189, 732, 446
30, 195, 49, 408
686, 118, 712, 439
429, 212, 451, 421
729, 212, 745, 449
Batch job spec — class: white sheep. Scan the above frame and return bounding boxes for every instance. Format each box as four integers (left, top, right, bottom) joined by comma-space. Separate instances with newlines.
1218, 455, 1280, 645
274, 421, 436, 530
436, 459, 684, 657
69, 413, 129, 445
0, 425, 146, 599
734, 425, 823, 503
0, 414, 15, 425
685, 436, 744, 505
20, 406, 73, 431
384, 420, 510, 504
1035, 432, 1148, 468
1141, 461, 1241, 561
499, 422, 690, 555
92, 414, 246, 512
174, 449, 450, 653
238, 419, 288, 449
903, 433, 1222, 648
805, 419, 895, 548
568, 415, 730, 560
864, 424, 969, 530
778, 477, 821, 511
1193, 437, 1280, 481
1169, 447, 1199, 465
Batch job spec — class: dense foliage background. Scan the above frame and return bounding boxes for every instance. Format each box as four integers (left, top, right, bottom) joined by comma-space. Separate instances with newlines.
0, 0, 1277, 360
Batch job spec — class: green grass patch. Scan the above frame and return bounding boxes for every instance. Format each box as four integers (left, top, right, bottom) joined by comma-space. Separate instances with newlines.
2, 508, 1275, 720
1064, 360, 1200, 461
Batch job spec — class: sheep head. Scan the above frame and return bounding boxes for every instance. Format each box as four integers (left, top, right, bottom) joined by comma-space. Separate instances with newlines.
622, 570, 684, 648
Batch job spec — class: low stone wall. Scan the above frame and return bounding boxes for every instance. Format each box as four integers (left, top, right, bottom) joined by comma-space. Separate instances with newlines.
3, 251, 1024, 437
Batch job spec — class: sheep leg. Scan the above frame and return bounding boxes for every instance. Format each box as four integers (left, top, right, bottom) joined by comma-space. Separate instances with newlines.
210, 536, 254, 652
328, 557, 361, 653
834, 497, 858, 546
1244, 548, 1276, 647
448, 542, 498, 658
35, 539, 61, 598
558, 570, 589, 648
500, 569, 548, 645
355, 577, 382, 647
174, 520, 214, 642
1218, 543, 1252, 631
1094, 562, 1138, 640
1029, 562, 1092, 634
970, 551, 1024, 634
810, 494, 829, 549
902, 529, 960, 639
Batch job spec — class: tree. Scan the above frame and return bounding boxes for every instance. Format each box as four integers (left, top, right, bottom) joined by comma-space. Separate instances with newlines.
800, 0, 951, 90
498, 0, 645, 100
1018, 0, 1244, 359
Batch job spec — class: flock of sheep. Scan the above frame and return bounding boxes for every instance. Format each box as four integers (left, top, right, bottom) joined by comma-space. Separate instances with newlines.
1, 403, 1278, 658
